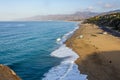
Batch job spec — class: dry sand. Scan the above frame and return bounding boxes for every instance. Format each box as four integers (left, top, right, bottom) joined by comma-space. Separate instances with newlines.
66, 23, 120, 80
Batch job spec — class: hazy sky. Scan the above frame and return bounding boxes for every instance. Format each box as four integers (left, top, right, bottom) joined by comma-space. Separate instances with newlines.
0, 0, 119, 20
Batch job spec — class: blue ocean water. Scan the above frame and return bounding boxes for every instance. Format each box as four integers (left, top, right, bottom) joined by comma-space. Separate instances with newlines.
0, 21, 77, 80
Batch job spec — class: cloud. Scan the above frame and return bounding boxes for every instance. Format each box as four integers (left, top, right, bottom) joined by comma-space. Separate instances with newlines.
97, 2, 118, 9
103, 3, 114, 8
97, 1, 103, 5
85, 6, 94, 11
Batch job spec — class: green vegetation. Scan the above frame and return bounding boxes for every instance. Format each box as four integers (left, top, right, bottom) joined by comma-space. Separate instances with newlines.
84, 13, 120, 32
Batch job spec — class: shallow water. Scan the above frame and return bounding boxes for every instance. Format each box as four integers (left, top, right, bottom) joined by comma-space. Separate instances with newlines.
0, 21, 87, 80
43, 45, 87, 80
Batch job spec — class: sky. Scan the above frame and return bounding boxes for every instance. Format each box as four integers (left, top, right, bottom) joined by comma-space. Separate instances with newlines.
0, 0, 119, 20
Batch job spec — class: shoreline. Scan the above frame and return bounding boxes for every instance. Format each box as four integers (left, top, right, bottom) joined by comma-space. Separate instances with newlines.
65, 23, 120, 80
43, 22, 87, 80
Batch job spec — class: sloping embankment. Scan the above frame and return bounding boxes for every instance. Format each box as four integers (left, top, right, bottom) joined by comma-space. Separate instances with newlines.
0, 64, 21, 80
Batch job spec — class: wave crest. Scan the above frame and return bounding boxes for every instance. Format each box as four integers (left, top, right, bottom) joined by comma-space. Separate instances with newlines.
43, 23, 87, 80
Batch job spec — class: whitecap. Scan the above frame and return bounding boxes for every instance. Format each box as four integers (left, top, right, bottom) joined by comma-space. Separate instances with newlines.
42, 22, 87, 80
57, 23, 79, 45
42, 45, 87, 80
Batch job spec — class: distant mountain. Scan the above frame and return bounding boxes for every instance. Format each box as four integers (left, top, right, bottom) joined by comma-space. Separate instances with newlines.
19, 11, 99, 21
73, 11, 98, 17
98, 9, 120, 16
108, 9, 120, 13
16, 9, 120, 21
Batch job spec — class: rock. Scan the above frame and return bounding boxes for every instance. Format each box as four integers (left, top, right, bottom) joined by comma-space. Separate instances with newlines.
0, 64, 21, 80
79, 35, 84, 39
56, 38, 61, 42
103, 32, 108, 35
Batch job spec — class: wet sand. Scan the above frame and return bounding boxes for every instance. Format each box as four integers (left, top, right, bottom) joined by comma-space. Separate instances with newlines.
66, 23, 120, 80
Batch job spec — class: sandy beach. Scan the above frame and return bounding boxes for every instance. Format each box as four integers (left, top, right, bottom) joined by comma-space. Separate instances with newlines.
66, 23, 120, 80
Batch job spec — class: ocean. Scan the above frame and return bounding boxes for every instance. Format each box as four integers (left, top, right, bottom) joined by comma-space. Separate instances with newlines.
0, 21, 87, 80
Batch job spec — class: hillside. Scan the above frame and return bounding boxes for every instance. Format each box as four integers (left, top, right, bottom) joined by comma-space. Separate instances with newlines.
20, 11, 99, 21
84, 12, 120, 32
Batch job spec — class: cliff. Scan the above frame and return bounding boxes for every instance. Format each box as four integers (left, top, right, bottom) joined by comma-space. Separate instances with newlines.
0, 64, 21, 80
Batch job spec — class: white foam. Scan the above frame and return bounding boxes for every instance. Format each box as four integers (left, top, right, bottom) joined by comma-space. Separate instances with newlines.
56, 23, 79, 45
42, 45, 87, 80
43, 22, 87, 80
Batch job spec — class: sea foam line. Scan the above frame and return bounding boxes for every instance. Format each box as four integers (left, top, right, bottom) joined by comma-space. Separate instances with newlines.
59, 61, 74, 80
42, 22, 87, 80
56, 23, 79, 45
42, 45, 87, 80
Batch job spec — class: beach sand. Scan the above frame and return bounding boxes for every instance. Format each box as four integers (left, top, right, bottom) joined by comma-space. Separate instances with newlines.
66, 23, 120, 80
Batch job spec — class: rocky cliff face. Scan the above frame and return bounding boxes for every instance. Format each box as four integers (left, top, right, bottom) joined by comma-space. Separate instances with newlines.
0, 64, 21, 80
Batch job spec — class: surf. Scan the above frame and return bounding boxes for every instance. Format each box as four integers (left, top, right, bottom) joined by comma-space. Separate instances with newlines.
43, 23, 87, 80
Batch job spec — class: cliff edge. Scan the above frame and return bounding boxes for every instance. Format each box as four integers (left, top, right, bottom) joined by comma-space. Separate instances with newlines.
0, 64, 21, 80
